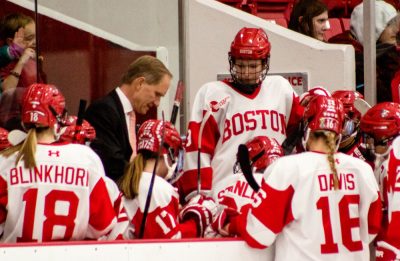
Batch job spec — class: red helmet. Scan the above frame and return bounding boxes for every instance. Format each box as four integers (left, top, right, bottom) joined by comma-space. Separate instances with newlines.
60, 115, 96, 144
229, 28, 271, 91
360, 102, 400, 141
299, 86, 331, 106
303, 95, 344, 135
229, 27, 271, 60
245, 136, 283, 172
137, 119, 182, 158
21, 84, 66, 129
0, 127, 11, 150
332, 90, 363, 119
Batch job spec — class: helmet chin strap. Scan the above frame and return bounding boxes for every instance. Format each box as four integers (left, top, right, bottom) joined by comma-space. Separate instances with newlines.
302, 127, 311, 151
163, 154, 177, 180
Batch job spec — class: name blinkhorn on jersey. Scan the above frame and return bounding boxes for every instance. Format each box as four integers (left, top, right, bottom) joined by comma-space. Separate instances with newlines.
318, 173, 356, 191
222, 109, 287, 143
9, 165, 89, 186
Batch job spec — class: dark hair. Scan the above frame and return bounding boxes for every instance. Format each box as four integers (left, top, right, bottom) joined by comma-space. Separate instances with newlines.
288, 0, 328, 38
0, 13, 34, 40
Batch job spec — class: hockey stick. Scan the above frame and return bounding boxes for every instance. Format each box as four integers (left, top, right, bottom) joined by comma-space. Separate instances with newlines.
72, 99, 87, 143
138, 112, 166, 239
354, 98, 372, 116
170, 80, 184, 126
34, 0, 40, 83
237, 144, 260, 192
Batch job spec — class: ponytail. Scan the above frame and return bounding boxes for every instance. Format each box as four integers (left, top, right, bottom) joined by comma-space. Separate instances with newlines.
325, 131, 339, 190
0, 128, 38, 169
118, 150, 155, 199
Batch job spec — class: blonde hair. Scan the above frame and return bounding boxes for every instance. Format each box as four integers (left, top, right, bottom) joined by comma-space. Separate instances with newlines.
0, 128, 38, 169
311, 131, 339, 190
118, 153, 146, 199
121, 55, 172, 85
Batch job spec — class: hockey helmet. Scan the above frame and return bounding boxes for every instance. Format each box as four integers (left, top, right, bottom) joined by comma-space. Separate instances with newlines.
21, 83, 66, 129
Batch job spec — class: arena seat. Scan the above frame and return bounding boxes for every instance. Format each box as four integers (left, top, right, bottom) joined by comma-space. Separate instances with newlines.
252, 0, 294, 22
324, 18, 343, 41
340, 18, 350, 31
217, 0, 243, 9
323, 0, 362, 18
391, 71, 400, 103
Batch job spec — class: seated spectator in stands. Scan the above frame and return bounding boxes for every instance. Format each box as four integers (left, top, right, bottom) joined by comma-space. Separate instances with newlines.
288, 0, 329, 41
329, 1, 400, 102
0, 13, 44, 130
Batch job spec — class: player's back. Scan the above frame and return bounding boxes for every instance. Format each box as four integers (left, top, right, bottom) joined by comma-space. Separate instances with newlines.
266, 151, 381, 260
0, 142, 116, 242
123, 172, 180, 239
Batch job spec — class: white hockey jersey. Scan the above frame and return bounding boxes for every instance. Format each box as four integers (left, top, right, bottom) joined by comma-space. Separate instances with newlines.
229, 151, 382, 261
0, 142, 117, 242
123, 172, 197, 239
179, 77, 302, 198
381, 136, 400, 251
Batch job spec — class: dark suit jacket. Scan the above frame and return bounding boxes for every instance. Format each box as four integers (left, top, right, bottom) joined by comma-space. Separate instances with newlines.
85, 89, 132, 181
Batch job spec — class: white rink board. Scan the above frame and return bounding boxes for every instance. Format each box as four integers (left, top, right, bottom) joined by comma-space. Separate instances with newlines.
0, 239, 272, 261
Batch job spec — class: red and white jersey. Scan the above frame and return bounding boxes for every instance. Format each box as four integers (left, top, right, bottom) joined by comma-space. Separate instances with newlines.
123, 172, 197, 239
230, 151, 382, 261
0, 142, 117, 243
180, 77, 302, 198
340, 136, 374, 169
383, 136, 400, 250
101, 177, 129, 240
211, 173, 263, 212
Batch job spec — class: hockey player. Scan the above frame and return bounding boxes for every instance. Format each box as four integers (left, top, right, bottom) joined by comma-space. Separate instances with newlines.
212, 135, 283, 212
179, 27, 303, 201
0, 83, 117, 242
359, 102, 400, 260
60, 115, 96, 145
332, 90, 373, 165
224, 96, 382, 260
378, 136, 400, 260
0, 127, 11, 150
119, 119, 216, 239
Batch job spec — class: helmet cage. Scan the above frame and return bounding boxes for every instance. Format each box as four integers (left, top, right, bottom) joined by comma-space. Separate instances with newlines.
229, 55, 269, 89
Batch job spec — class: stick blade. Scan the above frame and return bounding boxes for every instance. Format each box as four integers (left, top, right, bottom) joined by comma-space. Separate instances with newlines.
354, 98, 372, 116
237, 144, 260, 192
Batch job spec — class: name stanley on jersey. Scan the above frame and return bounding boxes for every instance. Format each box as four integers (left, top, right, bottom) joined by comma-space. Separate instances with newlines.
9, 165, 89, 186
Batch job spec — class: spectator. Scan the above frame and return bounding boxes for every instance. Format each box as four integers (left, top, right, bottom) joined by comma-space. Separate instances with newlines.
288, 0, 329, 41
85, 55, 172, 182
119, 119, 215, 239
223, 96, 382, 260
0, 13, 44, 130
329, 1, 400, 102
178, 27, 303, 202
0, 83, 117, 242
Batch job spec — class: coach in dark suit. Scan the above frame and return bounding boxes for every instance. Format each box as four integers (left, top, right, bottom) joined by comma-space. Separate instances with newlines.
85, 55, 172, 181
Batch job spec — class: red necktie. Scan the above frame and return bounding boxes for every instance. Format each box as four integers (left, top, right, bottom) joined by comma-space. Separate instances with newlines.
128, 111, 137, 161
